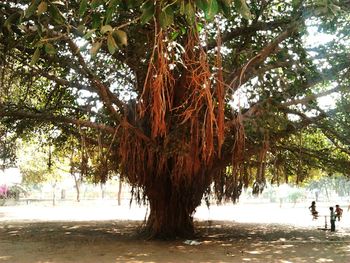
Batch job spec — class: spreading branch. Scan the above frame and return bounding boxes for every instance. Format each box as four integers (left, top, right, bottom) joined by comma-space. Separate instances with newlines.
228, 21, 300, 93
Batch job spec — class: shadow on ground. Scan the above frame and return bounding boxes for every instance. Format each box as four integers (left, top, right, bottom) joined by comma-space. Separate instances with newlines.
1, 220, 350, 262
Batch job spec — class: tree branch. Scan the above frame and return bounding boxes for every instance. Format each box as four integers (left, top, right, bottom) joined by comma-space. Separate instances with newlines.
65, 38, 124, 116
281, 86, 344, 107
229, 21, 300, 93
0, 106, 116, 135
207, 19, 293, 50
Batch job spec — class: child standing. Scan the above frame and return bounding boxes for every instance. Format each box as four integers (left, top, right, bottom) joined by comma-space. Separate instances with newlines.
330, 207, 336, 232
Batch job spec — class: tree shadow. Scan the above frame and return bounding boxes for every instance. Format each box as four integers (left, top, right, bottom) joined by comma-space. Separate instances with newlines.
0, 220, 349, 262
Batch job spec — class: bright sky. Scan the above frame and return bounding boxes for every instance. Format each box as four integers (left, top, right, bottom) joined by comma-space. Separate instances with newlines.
230, 25, 340, 113
303, 26, 339, 110
0, 168, 22, 185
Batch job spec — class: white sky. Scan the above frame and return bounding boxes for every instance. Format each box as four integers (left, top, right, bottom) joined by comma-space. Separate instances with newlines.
0, 168, 22, 185
303, 26, 339, 110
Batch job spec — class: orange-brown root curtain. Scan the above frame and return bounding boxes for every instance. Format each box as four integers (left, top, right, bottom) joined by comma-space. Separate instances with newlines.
141, 29, 223, 161
119, 28, 249, 203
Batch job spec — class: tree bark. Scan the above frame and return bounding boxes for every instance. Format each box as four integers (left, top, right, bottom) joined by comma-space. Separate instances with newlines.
72, 173, 81, 202
146, 196, 196, 239
76, 184, 80, 202
117, 179, 122, 206
143, 175, 203, 239
100, 183, 105, 199
52, 180, 57, 207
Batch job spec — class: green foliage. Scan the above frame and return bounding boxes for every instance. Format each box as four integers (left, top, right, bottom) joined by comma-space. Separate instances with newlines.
287, 189, 305, 203
18, 140, 62, 186
0, 126, 17, 169
107, 33, 118, 54
79, 0, 89, 17
30, 48, 40, 65
25, 0, 41, 18
140, 0, 155, 24
44, 43, 56, 55
159, 6, 174, 28
234, 0, 251, 19
47, 3, 66, 25
306, 174, 350, 198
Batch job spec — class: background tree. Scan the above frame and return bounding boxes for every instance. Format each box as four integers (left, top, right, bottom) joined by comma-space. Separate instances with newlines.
1, 0, 350, 238
18, 135, 64, 205
0, 125, 17, 170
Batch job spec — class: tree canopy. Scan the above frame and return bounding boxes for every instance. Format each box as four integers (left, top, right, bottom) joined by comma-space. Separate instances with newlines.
1, 0, 350, 238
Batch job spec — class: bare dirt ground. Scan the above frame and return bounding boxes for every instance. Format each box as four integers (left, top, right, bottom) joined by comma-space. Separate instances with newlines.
1, 200, 350, 262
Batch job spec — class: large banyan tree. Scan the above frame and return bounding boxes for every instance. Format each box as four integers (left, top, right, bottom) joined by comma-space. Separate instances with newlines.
1, 0, 350, 238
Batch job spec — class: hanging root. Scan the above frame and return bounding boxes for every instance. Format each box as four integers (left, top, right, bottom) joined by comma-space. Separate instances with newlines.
252, 132, 269, 195
215, 21, 225, 157
140, 30, 175, 138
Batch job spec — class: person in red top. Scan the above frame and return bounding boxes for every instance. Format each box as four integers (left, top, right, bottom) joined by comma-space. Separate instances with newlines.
335, 204, 343, 221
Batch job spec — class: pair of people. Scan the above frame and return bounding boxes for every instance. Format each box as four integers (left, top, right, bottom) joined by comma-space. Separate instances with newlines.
329, 207, 336, 231
329, 205, 343, 232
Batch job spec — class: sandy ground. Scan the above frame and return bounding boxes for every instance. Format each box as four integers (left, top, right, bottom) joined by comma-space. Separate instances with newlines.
1, 200, 350, 262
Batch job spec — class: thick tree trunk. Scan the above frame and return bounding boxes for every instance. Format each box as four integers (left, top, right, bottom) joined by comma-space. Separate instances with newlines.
146, 202, 195, 239
144, 176, 204, 239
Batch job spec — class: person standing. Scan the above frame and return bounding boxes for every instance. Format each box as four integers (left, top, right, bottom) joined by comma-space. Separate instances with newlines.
330, 207, 336, 232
